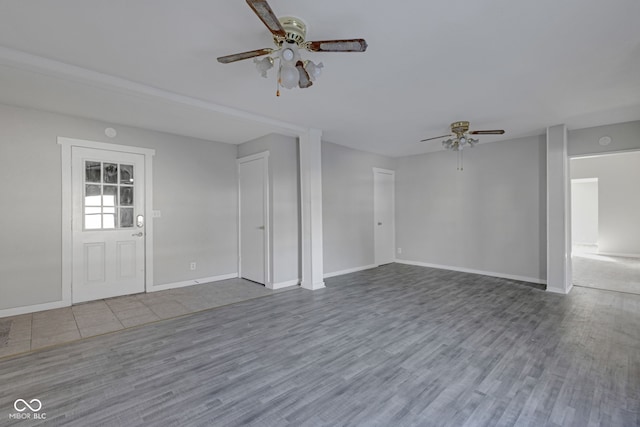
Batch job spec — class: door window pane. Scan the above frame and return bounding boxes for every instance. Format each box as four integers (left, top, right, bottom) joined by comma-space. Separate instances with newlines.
85, 161, 101, 182
103, 163, 118, 184
103, 214, 116, 229
85, 185, 101, 206
85, 214, 101, 229
83, 161, 136, 230
103, 186, 117, 206
120, 208, 134, 228
120, 165, 134, 184
120, 187, 133, 206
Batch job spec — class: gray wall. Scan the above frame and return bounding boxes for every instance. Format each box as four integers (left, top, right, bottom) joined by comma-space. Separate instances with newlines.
322, 141, 396, 274
238, 134, 300, 285
569, 120, 640, 156
395, 135, 547, 282
571, 152, 640, 256
0, 103, 238, 310
150, 126, 238, 286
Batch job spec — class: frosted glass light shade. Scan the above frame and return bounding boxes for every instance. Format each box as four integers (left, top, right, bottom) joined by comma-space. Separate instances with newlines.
282, 48, 294, 61
254, 57, 274, 78
280, 64, 299, 89
304, 61, 323, 81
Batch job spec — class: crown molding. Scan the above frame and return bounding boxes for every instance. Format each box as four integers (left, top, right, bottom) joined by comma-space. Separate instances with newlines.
0, 45, 307, 136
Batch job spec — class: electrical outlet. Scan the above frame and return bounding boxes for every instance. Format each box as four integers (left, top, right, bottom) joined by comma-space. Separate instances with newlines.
397, 248, 402, 254
190, 262, 196, 270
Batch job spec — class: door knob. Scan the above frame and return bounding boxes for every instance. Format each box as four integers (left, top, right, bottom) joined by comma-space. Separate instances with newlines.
258, 226, 265, 230
131, 232, 143, 237
378, 222, 382, 226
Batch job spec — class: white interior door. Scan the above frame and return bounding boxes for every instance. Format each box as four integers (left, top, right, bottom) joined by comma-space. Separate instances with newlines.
374, 168, 395, 266
72, 146, 145, 303
238, 154, 269, 285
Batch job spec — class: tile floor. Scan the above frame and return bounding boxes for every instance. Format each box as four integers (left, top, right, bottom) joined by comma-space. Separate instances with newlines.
0, 278, 295, 359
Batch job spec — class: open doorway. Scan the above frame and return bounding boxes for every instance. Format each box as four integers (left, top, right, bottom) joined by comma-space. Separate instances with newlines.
570, 151, 640, 294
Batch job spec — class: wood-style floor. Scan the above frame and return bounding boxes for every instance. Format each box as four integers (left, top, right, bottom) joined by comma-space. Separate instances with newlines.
1, 263, 639, 426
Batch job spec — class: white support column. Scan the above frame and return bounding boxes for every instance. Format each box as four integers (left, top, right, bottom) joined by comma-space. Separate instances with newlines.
546, 124, 572, 294
299, 128, 325, 290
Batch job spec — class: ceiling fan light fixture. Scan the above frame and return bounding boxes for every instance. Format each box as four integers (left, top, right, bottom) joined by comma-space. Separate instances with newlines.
279, 63, 299, 89
281, 48, 294, 61
254, 56, 274, 78
279, 42, 300, 63
304, 60, 323, 81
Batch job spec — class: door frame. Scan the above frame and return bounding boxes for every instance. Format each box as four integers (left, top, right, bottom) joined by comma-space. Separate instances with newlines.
237, 151, 271, 287
59, 137, 155, 304
373, 167, 396, 266
565, 148, 640, 291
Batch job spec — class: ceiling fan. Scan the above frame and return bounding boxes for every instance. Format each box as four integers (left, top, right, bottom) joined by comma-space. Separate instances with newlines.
421, 121, 505, 146
217, 0, 367, 94
420, 121, 505, 170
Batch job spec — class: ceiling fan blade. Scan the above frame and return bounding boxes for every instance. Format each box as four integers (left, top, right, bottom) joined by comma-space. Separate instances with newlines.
296, 61, 313, 89
306, 39, 368, 52
246, 0, 286, 38
217, 48, 273, 64
469, 130, 505, 135
420, 134, 452, 142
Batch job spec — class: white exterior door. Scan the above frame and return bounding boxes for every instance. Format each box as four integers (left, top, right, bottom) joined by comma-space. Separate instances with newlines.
374, 168, 395, 266
72, 146, 146, 303
238, 153, 269, 285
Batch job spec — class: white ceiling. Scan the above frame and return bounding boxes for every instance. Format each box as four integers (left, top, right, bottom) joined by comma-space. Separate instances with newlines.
0, 0, 639, 157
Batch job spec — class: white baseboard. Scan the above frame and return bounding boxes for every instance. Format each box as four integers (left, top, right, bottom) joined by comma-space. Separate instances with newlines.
269, 279, 300, 290
300, 281, 326, 290
546, 285, 571, 295
596, 251, 640, 259
323, 264, 377, 279
0, 299, 68, 319
150, 273, 238, 292
0, 273, 241, 318
394, 259, 547, 286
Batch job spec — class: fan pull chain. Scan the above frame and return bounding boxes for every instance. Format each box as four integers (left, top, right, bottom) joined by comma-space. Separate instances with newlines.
276, 60, 281, 97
